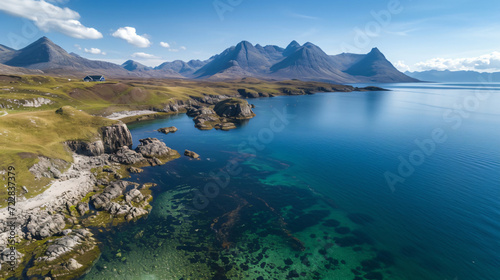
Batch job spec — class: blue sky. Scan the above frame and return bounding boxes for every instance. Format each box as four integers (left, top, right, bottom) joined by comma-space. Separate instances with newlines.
1, 0, 500, 71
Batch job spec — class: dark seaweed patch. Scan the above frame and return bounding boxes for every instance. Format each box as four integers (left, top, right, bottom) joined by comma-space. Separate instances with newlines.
323, 219, 340, 227
364, 271, 383, 280
287, 210, 330, 233
361, 259, 381, 271
335, 227, 351, 234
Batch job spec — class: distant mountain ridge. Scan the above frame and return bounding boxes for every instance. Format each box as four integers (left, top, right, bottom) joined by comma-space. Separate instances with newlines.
0, 36, 418, 83
405, 70, 500, 82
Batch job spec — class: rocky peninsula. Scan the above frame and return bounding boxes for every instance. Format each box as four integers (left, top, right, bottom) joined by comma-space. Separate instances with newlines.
0, 108, 179, 279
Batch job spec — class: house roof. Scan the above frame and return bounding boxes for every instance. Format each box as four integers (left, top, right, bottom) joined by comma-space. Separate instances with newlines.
85, 75, 104, 79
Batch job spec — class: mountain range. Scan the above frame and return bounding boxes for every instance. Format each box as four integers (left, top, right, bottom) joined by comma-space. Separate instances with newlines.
405, 70, 500, 82
0, 36, 418, 83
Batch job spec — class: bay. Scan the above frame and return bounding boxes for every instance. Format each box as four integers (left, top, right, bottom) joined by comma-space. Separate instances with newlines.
83, 83, 500, 280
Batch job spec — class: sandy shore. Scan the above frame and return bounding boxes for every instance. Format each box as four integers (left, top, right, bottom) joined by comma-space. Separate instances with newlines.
0, 154, 96, 223
105, 110, 158, 120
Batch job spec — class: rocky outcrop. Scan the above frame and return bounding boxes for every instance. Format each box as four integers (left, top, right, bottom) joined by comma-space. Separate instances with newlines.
125, 189, 144, 204
237, 88, 260, 98
214, 122, 237, 131
157, 126, 178, 134
28, 156, 67, 179
109, 146, 145, 165
184, 150, 200, 159
0, 248, 23, 268
191, 94, 230, 105
187, 106, 217, 117
25, 213, 66, 239
66, 258, 83, 270
193, 113, 220, 130
91, 181, 136, 211
101, 123, 133, 153
22, 97, 53, 107
76, 202, 89, 216
39, 229, 93, 262
66, 140, 105, 156
128, 166, 144, 173
135, 138, 174, 158
213, 98, 255, 120
186, 105, 239, 131
23, 228, 99, 279
90, 180, 152, 222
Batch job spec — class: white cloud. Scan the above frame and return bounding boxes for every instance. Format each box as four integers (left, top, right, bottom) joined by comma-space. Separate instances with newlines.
395, 60, 411, 72
0, 0, 102, 39
160, 42, 170, 48
132, 52, 158, 59
74, 44, 81, 50
168, 46, 187, 52
112, 27, 151, 48
287, 12, 320, 20
415, 52, 500, 72
84, 47, 105, 55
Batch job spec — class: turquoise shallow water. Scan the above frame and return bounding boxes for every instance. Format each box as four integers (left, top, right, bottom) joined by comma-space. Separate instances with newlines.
83, 83, 500, 280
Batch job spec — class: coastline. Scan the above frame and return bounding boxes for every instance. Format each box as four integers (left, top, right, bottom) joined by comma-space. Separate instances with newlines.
0, 82, 387, 279
0, 122, 180, 279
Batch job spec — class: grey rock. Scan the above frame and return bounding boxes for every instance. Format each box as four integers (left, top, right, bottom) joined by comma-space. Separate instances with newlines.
109, 146, 145, 164
157, 126, 178, 134
184, 150, 200, 159
128, 166, 143, 173
66, 258, 82, 270
215, 122, 237, 131
91, 181, 139, 211
238, 88, 260, 98
147, 157, 163, 166
125, 189, 143, 203
101, 123, 133, 154
125, 207, 148, 222
187, 107, 216, 117
135, 138, 173, 158
25, 213, 66, 239
66, 140, 104, 156
29, 157, 67, 180
76, 202, 89, 216
214, 98, 255, 119
41, 229, 92, 262
0, 248, 23, 266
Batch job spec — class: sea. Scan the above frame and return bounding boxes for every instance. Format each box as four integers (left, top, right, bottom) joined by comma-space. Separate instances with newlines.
82, 83, 500, 280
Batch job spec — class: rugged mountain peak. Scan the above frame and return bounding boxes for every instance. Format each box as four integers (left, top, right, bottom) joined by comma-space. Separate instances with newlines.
3, 36, 70, 67
122, 60, 150, 71
235, 40, 257, 53
367, 47, 385, 59
283, 40, 301, 56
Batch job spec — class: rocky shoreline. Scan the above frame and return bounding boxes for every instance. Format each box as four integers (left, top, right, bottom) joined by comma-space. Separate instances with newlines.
117, 84, 383, 130
0, 120, 180, 279
0, 84, 386, 279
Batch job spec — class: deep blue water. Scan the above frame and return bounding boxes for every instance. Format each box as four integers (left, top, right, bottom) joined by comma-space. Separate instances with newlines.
84, 83, 500, 280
